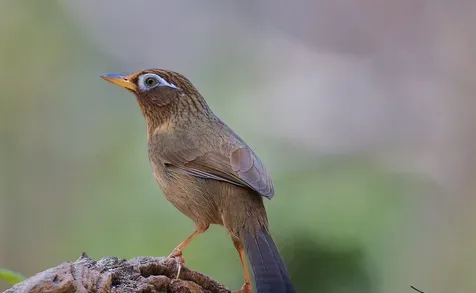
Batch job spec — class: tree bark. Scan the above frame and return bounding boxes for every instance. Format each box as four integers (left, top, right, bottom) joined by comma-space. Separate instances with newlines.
5, 253, 231, 293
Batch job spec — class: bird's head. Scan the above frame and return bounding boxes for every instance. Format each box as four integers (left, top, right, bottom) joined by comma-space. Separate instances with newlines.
101, 69, 211, 128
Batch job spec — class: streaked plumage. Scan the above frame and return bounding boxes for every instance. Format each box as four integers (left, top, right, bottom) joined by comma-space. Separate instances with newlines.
101, 69, 295, 293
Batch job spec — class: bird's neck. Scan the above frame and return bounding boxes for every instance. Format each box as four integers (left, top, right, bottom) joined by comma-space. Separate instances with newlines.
139, 105, 171, 130
140, 95, 215, 139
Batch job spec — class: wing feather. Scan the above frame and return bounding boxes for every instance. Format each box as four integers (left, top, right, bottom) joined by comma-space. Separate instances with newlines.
163, 146, 274, 199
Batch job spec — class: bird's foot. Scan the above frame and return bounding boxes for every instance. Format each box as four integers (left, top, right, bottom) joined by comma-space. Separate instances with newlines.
233, 282, 252, 293
168, 248, 185, 279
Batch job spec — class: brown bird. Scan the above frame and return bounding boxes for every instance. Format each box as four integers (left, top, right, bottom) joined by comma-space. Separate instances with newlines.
100, 69, 295, 293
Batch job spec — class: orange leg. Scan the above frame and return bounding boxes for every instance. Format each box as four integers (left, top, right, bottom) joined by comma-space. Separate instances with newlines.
168, 230, 202, 279
232, 238, 252, 293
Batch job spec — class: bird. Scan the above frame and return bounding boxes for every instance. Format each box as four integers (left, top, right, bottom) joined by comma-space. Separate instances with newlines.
100, 69, 295, 293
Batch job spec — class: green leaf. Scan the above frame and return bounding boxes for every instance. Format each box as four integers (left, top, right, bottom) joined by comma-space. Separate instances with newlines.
0, 269, 25, 285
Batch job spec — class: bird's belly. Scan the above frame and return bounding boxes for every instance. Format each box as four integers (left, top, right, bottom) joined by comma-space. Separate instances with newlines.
153, 166, 222, 229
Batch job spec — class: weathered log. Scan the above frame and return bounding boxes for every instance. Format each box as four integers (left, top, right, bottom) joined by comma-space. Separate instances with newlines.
5, 253, 231, 293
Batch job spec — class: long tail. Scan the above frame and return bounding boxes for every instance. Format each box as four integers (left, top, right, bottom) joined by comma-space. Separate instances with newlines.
242, 228, 296, 293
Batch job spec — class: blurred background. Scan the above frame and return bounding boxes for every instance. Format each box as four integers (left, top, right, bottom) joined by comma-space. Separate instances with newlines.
1, 1, 475, 292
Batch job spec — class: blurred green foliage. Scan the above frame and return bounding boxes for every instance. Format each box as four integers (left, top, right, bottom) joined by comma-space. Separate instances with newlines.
0, 269, 25, 286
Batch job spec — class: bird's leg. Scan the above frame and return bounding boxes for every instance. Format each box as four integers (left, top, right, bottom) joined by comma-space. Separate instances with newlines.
232, 238, 253, 293
168, 229, 201, 279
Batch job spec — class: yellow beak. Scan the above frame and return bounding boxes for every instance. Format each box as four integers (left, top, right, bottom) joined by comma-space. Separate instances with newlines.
100, 73, 136, 91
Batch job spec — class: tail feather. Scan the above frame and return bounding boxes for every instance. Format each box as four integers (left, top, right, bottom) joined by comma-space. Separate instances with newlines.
264, 232, 295, 292
242, 229, 296, 293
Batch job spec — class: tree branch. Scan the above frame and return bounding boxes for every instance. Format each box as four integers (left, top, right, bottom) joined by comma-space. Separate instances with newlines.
5, 253, 231, 293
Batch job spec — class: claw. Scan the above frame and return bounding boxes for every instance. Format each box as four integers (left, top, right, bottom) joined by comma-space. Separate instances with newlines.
168, 248, 185, 279
173, 257, 183, 279
233, 282, 252, 293
168, 247, 182, 258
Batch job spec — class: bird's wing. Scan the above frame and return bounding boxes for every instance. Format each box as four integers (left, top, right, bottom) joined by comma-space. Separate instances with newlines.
163, 147, 274, 199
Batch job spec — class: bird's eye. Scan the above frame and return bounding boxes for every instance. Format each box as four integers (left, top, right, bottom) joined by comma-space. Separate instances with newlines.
144, 76, 159, 87
138, 73, 178, 91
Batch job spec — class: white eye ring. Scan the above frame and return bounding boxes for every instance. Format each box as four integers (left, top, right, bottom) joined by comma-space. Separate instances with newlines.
137, 73, 178, 91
